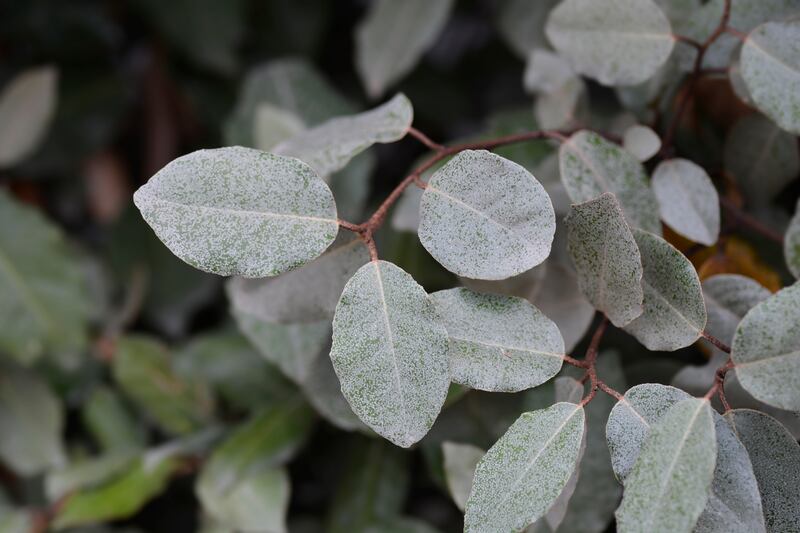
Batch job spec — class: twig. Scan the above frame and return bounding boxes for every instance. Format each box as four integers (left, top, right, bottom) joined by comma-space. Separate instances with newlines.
407, 126, 445, 152
700, 330, 732, 354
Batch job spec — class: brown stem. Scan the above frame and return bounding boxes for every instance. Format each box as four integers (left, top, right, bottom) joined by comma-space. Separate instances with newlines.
700, 330, 732, 354
719, 197, 784, 244
408, 126, 445, 152
579, 317, 611, 406
704, 357, 735, 410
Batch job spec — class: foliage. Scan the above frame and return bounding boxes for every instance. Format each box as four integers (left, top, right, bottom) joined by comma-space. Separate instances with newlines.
1, 0, 799, 532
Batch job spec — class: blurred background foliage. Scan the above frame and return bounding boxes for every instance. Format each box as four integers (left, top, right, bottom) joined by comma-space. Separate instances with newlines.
0, 0, 798, 532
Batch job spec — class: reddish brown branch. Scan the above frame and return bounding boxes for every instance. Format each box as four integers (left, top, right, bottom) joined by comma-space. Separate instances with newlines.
704, 357, 735, 411
579, 317, 611, 406
408, 126, 445, 152
700, 330, 732, 354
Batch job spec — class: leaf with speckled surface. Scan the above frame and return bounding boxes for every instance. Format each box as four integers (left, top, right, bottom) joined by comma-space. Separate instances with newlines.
442, 441, 484, 511
725, 409, 800, 533
701, 274, 771, 355
464, 403, 585, 532
274, 94, 413, 176
652, 158, 719, 245
565, 193, 644, 327
723, 113, 800, 206
355, 0, 454, 98
431, 288, 564, 392
623, 229, 707, 351
133, 147, 339, 278
330, 260, 449, 448
419, 150, 556, 280
615, 398, 716, 533
545, 0, 675, 86
741, 20, 800, 135
622, 125, 661, 162
731, 282, 800, 411
785, 199, 800, 279
226, 234, 369, 324
559, 131, 661, 234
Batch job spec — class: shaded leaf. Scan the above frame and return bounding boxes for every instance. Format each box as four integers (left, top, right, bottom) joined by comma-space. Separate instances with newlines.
524, 49, 578, 95
45, 450, 138, 501
419, 150, 556, 280
0, 66, 58, 167
330, 261, 449, 447
785, 198, 800, 279
565, 192, 644, 327
431, 288, 564, 392
652, 158, 720, 246
355, 0, 454, 98
275, 94, 413, 176
731, 282, 800, 411
623, 230, 707, 351
442, 441, 485, 511
81, 386, 146, 453
701, 274, 770, 354
464, 403, 585, 532
545, 0, 675, 86
741, 19, 800, 134
497, 0, 560, 58
134, 147, 339, 278
615, 398, 716, 533
559, 130, 661, 234
622, 125, 661, 162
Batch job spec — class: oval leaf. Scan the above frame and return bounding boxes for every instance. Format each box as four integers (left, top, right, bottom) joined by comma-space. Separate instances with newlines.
702, 274, 771, 353
559, 130, 661, 234
741, 20, 800, 135
330, 260, 450, 447
133, 147, 339, 278
615, 398, 716, 533
0, 66, 58, 167
622, 125, 661, 162
442, 441, 485, 512
545, 0, 675, 86
464, 403, 586, 532
565, 192, 644, 327
623, 229, 707, 351
725, 409, 800, 532
524, 48, 578, 95
355, 0, 454, 98
431, 288, 564, 392
731, 281, 800, 411
652, 158, 720, 246
274, 93, 413, 176
419, 150, 556, 280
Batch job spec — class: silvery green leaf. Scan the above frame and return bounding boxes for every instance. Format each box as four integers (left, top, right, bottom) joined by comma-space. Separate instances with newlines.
623, 230, 707, 351
0, 365, 65, 475
197, 402, 312, 532
694, 414, 766, 533
275, 94, 412, 176
133, 147, 339, 278
355, 0, 453, 98
545, 0, 675, 86
555, 352, 626, 533
725, 409, 800, 532
231, 308, 330, 384
534, 153, 572, 215
112, 336, 214, 435
543, 429, 587, 531
0, 190, 91, 365
52, 456, 179, 529
565, 193, 644, 327
555, 377, 584, 405
327, 439, 410, 533
723, 113, 800, 206
534, 77, 587, 130
729, 58, 754, 105
252, 103, 305, 151
497, 0, 561, 58
785, 198, 800, 279
740, 20, 800, 134
652, 158, 720, 246
615, 398, 716, 533
330, 260, 449, 447
226, 234, 369, 324
45, 450, 138, 501
442, 441, 485, 511
419, 150, 556, 280
606, 383, 691, 481
559, 130, 661, 234
364, 517, 441, 533
702, 274, 771, 353
731, 281, 800, 411
622, 125, 661, 162
462, 261, 594, 352
431, 288, 564, 392
464, 403, 586, 532
524, 49, 578, 95
0, 508, 31, 533
0, 66, 58, 167
391, 185, 424, 233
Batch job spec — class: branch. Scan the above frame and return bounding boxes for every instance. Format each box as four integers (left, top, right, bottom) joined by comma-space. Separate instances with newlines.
700, 330, 732, 354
